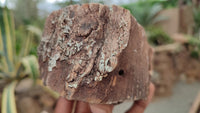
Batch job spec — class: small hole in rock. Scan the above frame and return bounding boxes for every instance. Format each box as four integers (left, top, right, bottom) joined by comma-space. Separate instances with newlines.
118, 69, 124, 76
63, 33, 69, 38
107, 60, 111, 66
63, 19, 67, 24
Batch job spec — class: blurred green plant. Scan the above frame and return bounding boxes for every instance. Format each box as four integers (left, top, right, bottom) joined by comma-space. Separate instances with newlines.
188, 37, 200, 50
193, 6, 200, 39
13, 0, 40, 26
146, 27, 173, 46
56, 0, 106, 7
56, 0, 79, 7
15, 25, 42, 56
0, 7, 39, 113
181, 35, 200, 59
122, 1, 173, 47
161, 0, 178, 8
190, 50, 199, 59
188, 36, 200, 59
122, 1, 167, 27
160, 0, 192, 9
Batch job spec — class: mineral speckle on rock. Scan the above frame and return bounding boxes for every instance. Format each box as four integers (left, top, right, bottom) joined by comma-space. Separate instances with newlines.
38, 3, 153, 104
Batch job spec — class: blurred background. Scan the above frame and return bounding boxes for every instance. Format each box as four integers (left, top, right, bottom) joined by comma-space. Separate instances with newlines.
0, 0, 200, 113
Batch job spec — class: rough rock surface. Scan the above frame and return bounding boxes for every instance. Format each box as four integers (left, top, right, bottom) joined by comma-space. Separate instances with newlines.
38, 3, 153, 104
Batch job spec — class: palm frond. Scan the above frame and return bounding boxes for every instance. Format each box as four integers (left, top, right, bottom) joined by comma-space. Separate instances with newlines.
122, 1, 164, 27
147, 4, 162, 22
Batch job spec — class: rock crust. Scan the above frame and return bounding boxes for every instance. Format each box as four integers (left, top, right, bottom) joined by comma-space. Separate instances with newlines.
38, 3, 153, 104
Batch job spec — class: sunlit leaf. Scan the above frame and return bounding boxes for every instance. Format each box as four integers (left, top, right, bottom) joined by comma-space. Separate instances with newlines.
122, 1, 164, 27
15, 62, 24, 78
0, 73, 5, 78
0, 28, 9, 73
3, 8, 14, 68
37, 79, 59, 99
0, 51, 3, 56
19, 32, 32, 57
0, 7, 14, 73
1, 81, 18, 113
0, 72, 9, 78
21, 55, 39, 83
0, 7, 39, 79
27, 25, 42, 37
0, 29, 3, 51
151, 15, 168, 25
4, 8, 14, 64
8, 10, 16, 63
147, 4, 162, 22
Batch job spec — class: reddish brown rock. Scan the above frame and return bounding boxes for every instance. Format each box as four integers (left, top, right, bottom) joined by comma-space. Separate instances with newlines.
38, 3, 153, 104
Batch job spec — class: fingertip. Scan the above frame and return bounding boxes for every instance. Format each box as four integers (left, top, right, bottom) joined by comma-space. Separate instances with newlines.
54, 97, 74, 113
150, 82, 155, 93
90, 104, 114, 113
125, 82, 155, 113
75, 101, 92, 113
149, 82, 155, 102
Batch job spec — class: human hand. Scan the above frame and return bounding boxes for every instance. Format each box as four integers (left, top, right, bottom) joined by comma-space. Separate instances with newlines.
54, 83, 155, 113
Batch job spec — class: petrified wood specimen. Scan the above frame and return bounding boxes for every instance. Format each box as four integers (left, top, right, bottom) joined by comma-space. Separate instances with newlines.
38, 3, 153, 104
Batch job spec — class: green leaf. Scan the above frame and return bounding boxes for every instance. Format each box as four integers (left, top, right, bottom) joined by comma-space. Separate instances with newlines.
147, 26, 173, 46
27, 25, 42, 37
21, 55, 39, 82
151, 15, 168, 25
1, 81, 18, 113
0, 72, 9, 78
0, 51, 4, 56
0, 7, 39, 79
147, 4, 162, 23
18, 32, 32, 57
121, 1, 163, 27
0, 7, 14, 73
37, 80, 59, 99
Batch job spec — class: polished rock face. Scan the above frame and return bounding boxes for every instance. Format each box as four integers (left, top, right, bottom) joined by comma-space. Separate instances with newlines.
38, 3, 153, 104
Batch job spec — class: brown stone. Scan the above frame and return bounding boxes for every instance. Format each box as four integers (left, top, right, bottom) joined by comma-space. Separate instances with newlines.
38, 3, 153, 104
